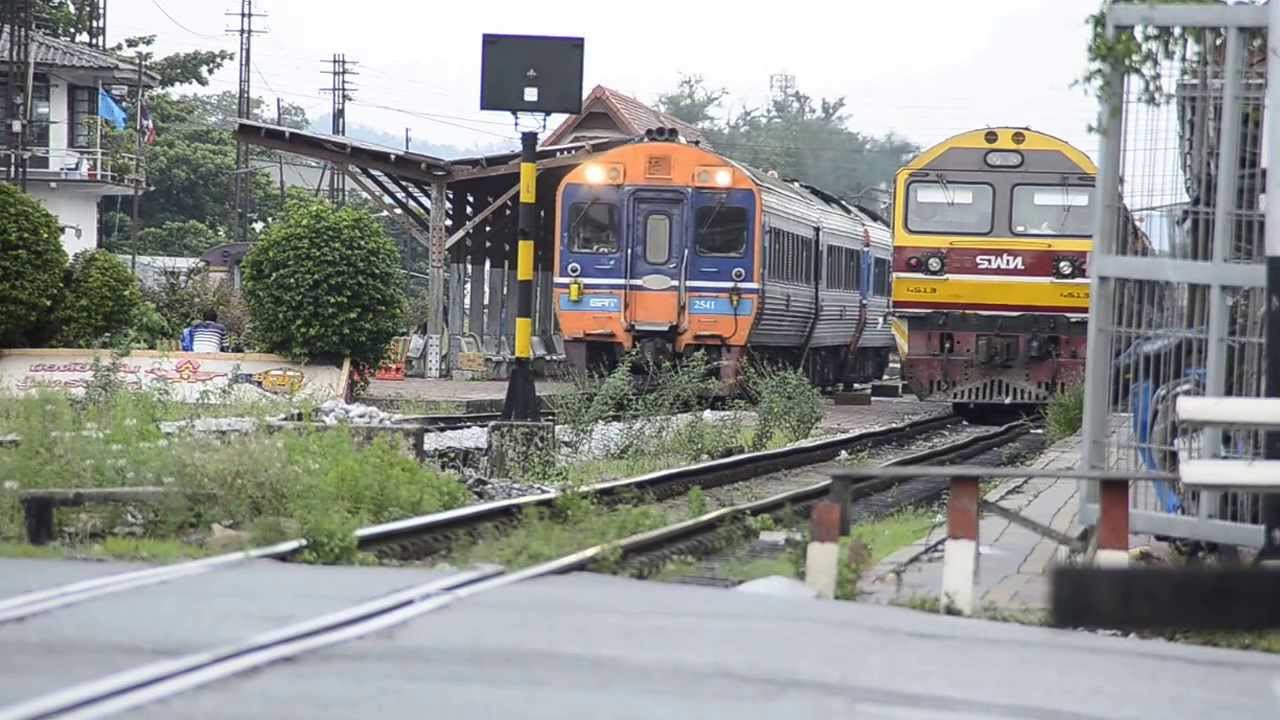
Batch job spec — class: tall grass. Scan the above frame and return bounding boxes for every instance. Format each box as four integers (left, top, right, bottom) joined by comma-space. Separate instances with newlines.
1045, 384, 1086, 442
0, 390, 469, 563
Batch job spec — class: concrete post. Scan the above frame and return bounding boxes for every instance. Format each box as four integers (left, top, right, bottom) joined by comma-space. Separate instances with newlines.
941, 474, 980, 615
1095, 480, 1130, 567
486, 421, 555, 481
805, 499, 841, 600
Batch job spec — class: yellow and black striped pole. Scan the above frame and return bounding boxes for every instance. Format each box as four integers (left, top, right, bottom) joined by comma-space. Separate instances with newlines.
502, 130, 540, 420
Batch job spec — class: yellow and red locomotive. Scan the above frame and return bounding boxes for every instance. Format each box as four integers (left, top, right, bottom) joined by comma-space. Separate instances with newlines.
554, 131, 894, 385
890, 127, 1096, 412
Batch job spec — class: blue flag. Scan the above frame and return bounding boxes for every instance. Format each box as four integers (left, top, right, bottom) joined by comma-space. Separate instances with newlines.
98, 89, 126, 130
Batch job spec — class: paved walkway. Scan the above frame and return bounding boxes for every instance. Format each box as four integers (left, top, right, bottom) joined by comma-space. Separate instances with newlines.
859, 432, 1085, 612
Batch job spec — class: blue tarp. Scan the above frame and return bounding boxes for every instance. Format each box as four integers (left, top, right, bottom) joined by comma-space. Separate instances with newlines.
98, 90, 126, 130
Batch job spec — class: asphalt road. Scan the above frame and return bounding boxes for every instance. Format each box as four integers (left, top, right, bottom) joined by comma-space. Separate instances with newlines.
4, 563, 1269, 720
0, 557, 457, 707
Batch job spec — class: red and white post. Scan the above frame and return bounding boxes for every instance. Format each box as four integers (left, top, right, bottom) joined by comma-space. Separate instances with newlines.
941, 474, 980, 614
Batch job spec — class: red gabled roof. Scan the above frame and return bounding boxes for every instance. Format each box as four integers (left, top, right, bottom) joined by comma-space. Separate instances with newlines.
543, 85, 709, 147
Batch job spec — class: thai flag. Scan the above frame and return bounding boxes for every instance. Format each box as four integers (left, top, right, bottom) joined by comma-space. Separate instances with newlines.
140, 101, 157, 145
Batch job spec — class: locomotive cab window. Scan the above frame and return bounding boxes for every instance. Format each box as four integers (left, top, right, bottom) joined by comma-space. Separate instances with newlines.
695, 204, 747, 257
568, 202, 619, 254
905, 181, 993, 235
644, 213, 671, 265
1012, 185, 1094, 236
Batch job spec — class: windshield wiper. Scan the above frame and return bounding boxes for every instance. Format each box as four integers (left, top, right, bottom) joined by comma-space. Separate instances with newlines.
937, 175, 955, 207
1058, 176, 1074, 230
569, 198, 599, 237
700, 195, 728, 233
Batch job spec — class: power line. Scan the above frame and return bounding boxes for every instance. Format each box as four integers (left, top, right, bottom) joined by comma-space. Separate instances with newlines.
150, 0, 221, 40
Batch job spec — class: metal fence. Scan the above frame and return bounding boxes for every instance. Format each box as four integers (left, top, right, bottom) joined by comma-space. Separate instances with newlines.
1080, 3, 1270, 548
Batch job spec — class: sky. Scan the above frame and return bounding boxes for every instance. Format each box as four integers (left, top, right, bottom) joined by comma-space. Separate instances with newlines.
110, 0, 1105, 158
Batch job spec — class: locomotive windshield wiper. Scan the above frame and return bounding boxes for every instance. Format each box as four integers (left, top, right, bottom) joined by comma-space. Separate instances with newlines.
937, 175, 955, 207
569, 198, 598, 237
700, 195, 727, 233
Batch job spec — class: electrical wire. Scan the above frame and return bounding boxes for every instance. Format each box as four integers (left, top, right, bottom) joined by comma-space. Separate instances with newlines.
149, 0, 226, 41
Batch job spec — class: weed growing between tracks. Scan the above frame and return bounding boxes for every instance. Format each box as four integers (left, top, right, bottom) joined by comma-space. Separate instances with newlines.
1044, 384, 1084, 442
549, 353, 825, 485
0, 391, 469, 563
451, 490, 668, 570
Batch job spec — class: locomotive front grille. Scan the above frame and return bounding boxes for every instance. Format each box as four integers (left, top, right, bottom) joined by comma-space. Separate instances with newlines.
927, 378, 1069, 404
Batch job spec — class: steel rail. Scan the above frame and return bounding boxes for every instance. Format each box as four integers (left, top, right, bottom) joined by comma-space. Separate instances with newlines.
0, 412, 959, 624
0, 422, 1028, 720
354, 412, 961, 548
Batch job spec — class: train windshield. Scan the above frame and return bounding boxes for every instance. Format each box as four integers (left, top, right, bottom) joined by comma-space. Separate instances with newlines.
695, 204, 748, 256
568, 201, 619, 253
1012, 185, 1094, 236
905, 181, 993, 235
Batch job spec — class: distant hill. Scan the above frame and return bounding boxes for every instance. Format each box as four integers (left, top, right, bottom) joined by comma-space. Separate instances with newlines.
310, 114, 515, 159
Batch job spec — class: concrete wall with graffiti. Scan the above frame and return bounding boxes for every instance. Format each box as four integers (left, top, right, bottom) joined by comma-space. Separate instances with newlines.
0, 350, 350, 403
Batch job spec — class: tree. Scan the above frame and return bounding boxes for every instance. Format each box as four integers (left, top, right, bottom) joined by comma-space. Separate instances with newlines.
655, 74, 727, 129
106, 219, 225, 257
0, 183, 67, 346
656, 75, 919, 204
57, 249, 144, 347
242, 199, 406, 371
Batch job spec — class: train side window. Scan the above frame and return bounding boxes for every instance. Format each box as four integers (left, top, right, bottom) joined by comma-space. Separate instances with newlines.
873, 257, 890, 296
643, 213, 671, 265
568, 202, 619, 254
695, 205, 748, 256
852, 249, 863, 291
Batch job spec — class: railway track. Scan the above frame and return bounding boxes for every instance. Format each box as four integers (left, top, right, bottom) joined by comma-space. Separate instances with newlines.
0, 419, 1032, 720
0, 412, 959, 625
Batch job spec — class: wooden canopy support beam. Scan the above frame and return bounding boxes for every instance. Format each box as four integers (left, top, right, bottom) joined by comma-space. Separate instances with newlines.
345, 169, 431, 250
446, 183, 519, 250
237, 129, 446, 184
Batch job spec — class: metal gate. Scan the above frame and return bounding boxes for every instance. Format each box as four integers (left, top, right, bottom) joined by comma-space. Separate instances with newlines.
1080, 3, 1270, 547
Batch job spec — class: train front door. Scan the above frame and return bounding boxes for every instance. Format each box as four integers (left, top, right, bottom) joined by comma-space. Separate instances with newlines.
626, 189, 686, 331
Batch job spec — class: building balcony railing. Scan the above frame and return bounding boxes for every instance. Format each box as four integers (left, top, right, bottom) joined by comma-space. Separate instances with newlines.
2, 146, 144, 188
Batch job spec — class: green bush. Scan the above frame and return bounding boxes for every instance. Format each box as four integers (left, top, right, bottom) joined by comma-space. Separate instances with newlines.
144, 272, 250, 350
1045, 384, 1085, 442
0, 183, 67, 346
741, 361, 824, 450
242, 199, 406, 371
57, 249, 144, 347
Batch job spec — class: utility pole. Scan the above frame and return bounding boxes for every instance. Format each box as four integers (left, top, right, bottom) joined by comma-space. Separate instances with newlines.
86, 0, 107, 49
2, 0, 32, 190
321, 53, 356, 206
276, 96, 286, 203
129, 52, 144, 271
227, 0, 266, 242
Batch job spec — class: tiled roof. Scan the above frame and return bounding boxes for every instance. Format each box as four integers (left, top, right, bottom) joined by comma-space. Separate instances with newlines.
544, 85, 709, 147
0, 28, 159, 85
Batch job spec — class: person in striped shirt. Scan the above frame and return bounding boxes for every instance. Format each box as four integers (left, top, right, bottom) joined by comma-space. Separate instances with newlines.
189, 310, 227, 353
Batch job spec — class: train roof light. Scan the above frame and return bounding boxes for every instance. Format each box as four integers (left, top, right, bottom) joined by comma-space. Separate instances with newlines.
985, 150, 1023, 168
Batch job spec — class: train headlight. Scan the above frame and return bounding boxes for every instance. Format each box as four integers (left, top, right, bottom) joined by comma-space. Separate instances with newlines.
566, 261, 582, 277
694, 166, 734, 188
583, 163, 624, 185
1055, 258, 1076, 278
907, 256, 922, 270
924, 255, 945, 275
731, 267, 746, 281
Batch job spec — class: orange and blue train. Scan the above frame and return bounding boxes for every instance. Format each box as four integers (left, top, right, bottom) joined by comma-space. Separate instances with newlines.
553, 130, 894, 385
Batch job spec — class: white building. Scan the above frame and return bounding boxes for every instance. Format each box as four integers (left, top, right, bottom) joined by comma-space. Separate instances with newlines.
0, 29, 158, 256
